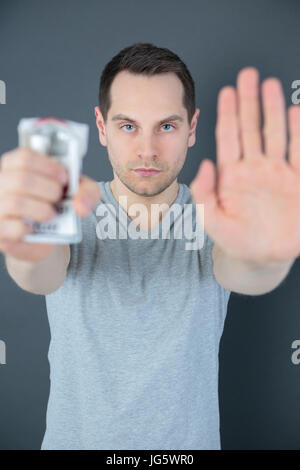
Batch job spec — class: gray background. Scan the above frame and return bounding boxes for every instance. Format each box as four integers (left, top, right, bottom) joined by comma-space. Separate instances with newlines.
0, 0, 300, 450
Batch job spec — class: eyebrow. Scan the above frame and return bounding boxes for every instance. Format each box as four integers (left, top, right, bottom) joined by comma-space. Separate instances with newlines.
111, 113, 184, 125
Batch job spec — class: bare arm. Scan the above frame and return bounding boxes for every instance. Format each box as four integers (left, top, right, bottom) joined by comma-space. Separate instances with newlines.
212, 243, 295, 295
5, 244, 70, 295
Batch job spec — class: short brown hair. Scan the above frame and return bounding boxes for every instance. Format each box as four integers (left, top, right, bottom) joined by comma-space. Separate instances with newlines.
98, 42, 195, 126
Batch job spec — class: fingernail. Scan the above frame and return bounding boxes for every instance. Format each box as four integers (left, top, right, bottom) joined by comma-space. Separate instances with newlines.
83, 197, 94, 211
59, 169, 69, 184
25, 224, 33, 234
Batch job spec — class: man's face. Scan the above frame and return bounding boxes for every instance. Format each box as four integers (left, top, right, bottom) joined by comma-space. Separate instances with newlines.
95, 70, 200, 197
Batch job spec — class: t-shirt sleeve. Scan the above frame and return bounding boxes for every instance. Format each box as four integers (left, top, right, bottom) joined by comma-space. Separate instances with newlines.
66, 210, 98, 279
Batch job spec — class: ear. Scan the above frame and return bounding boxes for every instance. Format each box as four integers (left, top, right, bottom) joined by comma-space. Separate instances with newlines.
94, 106, 107, 147
188, 108, 200, 148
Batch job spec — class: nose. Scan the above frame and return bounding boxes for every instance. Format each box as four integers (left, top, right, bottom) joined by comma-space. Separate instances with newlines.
136, 131, 159, 160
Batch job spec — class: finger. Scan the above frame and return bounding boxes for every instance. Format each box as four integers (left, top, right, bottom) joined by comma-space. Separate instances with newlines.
0, 194, 57, 222
1, 241, 55, 262
215, 86, 241, 171
237, 67, 262, 159
0, 147, 69, 184
0, 217, 32, 242
189, 159, 226, 242
261, 77, 287, 159
288, 105, 300, 170
0, 238, 17, 253
0, 170, 64, 203
72, 175, 101, 215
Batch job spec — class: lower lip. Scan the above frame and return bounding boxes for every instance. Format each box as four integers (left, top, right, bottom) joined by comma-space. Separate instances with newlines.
133, 169, 161, 176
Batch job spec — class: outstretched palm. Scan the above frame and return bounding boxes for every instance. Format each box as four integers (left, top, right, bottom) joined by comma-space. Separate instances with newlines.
190, 67, 300, 263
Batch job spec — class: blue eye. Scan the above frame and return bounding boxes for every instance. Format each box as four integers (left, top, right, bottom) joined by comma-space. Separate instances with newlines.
120, 123, 175, 132
122, 124, 134, 132
161, 124, 174, 131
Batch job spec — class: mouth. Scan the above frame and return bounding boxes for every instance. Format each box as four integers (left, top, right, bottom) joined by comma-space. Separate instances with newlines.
132, 168, 161, 177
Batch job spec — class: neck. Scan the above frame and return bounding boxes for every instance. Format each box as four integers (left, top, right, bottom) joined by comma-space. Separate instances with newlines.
109, 177, 179, 229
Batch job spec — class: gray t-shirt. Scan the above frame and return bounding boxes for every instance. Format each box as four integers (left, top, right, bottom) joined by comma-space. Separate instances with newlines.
42, 180, 231, 450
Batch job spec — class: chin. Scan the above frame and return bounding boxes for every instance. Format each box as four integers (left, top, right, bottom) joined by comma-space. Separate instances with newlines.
132, 181, 170, 198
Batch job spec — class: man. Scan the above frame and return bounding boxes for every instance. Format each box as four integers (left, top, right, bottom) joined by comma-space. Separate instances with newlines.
1, 42, 300, 450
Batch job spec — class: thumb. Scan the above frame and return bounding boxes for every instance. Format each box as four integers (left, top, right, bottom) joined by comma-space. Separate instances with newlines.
72, 175, 102, 217
189, 159, 219, 234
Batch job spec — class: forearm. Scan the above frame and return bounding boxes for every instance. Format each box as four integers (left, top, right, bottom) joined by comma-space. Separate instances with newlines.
212, 244, 295, 295
5, 244, 70, 295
